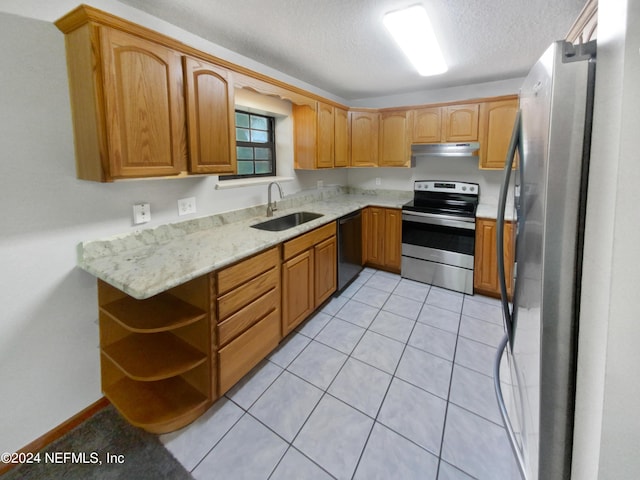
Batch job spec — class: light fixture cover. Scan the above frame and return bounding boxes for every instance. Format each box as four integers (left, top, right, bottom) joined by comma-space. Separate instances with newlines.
383, 5, 447, 76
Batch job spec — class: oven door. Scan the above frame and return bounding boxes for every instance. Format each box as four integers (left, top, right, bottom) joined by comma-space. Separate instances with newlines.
401, 211, 475, 269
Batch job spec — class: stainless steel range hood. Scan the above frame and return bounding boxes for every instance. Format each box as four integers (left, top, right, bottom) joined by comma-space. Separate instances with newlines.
411, 142, 480, 161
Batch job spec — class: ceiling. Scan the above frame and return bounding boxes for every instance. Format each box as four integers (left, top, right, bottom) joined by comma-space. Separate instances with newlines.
119, 0, 587, 101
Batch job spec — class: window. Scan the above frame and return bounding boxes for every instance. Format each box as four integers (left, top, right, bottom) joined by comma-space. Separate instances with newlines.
221, 110, 276, 180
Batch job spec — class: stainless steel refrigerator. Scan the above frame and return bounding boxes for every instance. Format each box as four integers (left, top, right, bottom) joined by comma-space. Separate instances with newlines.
493, 40, 596, 480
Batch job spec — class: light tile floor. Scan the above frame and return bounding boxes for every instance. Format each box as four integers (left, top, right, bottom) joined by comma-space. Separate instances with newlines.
160, 268, 520, 480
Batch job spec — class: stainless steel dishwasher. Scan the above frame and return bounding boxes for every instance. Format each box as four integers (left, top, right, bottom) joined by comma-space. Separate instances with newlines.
337, 210, 363, 291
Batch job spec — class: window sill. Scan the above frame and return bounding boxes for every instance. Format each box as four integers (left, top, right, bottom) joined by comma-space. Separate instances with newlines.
215, 176, 294, 190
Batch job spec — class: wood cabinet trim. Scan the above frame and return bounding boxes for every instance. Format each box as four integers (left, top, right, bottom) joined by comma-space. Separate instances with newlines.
56, 5, 349, 110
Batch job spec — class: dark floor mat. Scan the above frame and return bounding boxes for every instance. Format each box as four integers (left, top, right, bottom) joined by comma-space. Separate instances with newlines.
2, 405, 193, 479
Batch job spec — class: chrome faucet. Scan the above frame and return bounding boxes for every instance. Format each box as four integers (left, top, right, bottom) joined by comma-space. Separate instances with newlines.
266, 182, 284, 217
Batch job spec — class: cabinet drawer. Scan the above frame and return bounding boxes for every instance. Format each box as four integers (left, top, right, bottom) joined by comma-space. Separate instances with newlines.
218, 287, 279, 347
217, 247, 279, 295
218, 266, 278, 320
283, 222, 336, 260
218, 310, 281, 394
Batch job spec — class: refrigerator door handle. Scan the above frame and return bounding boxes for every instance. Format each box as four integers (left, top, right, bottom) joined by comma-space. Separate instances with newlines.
497, 109, 521, 345
494, 333, 527, 480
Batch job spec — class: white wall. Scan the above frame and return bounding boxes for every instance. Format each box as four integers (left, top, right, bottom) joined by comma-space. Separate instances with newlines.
573, 0, 640, 478
0, 3, 346, 454
347, 160, 507, 207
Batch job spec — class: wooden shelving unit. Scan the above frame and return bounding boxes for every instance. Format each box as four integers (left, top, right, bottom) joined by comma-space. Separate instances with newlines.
103, 375, 209, 433
102, 332, 207, 381
98, 277, 213, 434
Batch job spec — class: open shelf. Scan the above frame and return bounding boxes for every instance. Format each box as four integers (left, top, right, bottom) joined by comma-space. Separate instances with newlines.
102, 332, 207, 381
100, 292, 206, 333
104, 375, 210, 434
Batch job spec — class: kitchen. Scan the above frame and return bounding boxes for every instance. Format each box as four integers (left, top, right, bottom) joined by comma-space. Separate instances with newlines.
0, 0, 638, 479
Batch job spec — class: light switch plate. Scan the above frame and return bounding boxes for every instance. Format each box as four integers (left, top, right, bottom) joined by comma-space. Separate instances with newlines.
133, 203, 150, 224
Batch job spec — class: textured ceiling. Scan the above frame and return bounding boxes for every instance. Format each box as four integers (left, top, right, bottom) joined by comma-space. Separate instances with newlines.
119, 0, 587, 101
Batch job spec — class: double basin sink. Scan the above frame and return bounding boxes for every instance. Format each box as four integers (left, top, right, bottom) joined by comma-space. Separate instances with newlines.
251, 211, 323, 232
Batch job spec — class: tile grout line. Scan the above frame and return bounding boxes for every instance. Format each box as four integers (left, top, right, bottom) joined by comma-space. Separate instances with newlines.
432, 293, 464, 480
188, 271, 501, 479
349, 279, 434, 479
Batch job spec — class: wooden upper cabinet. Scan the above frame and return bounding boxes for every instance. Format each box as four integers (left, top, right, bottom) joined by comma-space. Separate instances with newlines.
293, 102, 336, 169
183, 57, 236, 174
411, 107, 442, 143
379, 111, 410, 167
350, 110, 379, 167
334, 107, 349, 167
479, 98, 519, 170
443, 103, 479, 142
100, 28, 187, 180
316, 102, 335, 168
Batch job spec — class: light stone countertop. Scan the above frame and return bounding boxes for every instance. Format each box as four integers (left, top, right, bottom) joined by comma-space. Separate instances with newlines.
476, 203, 517, 221
78, 188, 411, 300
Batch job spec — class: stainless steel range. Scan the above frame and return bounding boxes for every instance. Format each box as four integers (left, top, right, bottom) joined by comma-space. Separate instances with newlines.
401, 180, 479, 294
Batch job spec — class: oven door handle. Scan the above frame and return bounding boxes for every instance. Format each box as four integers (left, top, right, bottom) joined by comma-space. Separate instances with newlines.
402, 211, 476, 230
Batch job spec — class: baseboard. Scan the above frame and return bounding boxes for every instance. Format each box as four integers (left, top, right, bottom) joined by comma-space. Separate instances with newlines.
0, 397, 110, 476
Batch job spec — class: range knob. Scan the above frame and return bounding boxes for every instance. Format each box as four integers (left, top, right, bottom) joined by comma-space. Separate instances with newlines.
462, 186, 467, 191
470, 186, 476, 192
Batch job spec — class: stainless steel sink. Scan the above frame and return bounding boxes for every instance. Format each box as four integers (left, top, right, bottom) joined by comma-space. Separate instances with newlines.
251, 211, 324, 231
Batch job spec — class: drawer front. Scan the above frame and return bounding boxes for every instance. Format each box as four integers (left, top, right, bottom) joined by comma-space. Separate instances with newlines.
218, 287, 279, 347
217, 266, 278, 320
217, 247, 279, 295
218, 310, 281, 394
283, 222, 336, 260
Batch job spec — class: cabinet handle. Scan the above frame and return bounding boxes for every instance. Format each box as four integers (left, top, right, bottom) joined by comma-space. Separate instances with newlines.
494, 333, 527, 480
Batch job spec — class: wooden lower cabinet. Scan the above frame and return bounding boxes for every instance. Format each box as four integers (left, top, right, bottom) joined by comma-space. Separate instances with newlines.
282, 222, 337, 335
95, 225, 340, 433
215, 247, 281, 395
218, 310, 281, 394
282, 250, 315, 335
315, 236, 338, 306
363, 207, 402, 273
474, 218, 515, 298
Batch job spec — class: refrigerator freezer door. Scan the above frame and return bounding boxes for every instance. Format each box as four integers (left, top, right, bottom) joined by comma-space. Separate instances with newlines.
498, 40, 594, 480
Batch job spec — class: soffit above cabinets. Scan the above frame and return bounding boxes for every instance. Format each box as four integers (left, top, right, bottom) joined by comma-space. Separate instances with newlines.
118, 0, 587, 101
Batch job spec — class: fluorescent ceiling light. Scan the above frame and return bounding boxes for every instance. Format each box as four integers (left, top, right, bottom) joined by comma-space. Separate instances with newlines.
383, 5, 447, 76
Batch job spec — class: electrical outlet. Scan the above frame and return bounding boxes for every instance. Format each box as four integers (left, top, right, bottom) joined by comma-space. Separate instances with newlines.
375, 177, 381, 186
178, 197, 196, 216
317, 180, 324, 189
133, 203, 150, 225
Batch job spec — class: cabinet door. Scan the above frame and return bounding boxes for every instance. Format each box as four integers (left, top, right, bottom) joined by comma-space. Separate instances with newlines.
411, 107, 442, 143
443, 103, 479, 142
293, 103, 316, 169
316, 102, 335, 168
282, 250, 315, 335
474, 218, 514, 297
479, 99, 518, 170
183, 57, 236, 174
366, 207, 385, 266
334, 107, 349, 167
100, 28, 187, 178
350, 111, 379, 167
380, 111, 410, 167
383, 209, 402, 272
314, 236, 337, 307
